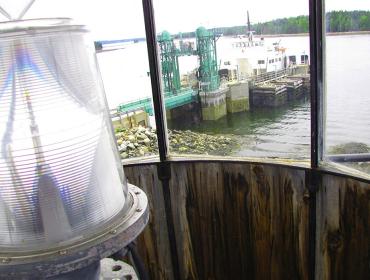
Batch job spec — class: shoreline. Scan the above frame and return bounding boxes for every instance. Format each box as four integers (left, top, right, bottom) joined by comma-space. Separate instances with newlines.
251, 31, 370, 38
175, 31, 370, 40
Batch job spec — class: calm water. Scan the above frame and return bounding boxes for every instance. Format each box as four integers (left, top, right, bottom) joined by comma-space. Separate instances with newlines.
326, 35, 370, 149
97, 34, 370, 159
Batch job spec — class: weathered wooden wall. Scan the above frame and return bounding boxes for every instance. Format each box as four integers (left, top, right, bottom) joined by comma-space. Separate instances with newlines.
124, 164, 174, 279
124, 161, 370, 279
316, 174, 370, 280
125, 162, 310, 279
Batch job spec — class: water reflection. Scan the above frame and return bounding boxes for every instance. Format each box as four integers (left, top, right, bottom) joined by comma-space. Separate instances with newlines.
168, 97, 310, 159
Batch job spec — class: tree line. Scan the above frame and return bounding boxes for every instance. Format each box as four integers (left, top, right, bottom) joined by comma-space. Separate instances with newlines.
326, 10, 370, 32
173, 10, 370, 38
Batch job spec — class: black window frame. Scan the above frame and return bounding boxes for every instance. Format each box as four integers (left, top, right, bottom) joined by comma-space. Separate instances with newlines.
141, 0, 370, 181
140, 2, 370, 278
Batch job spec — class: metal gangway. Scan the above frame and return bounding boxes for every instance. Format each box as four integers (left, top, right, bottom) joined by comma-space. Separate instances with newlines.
116, 88, 197, 115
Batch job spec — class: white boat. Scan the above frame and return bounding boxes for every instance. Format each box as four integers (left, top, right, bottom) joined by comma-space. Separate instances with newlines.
220, 34, 309, 81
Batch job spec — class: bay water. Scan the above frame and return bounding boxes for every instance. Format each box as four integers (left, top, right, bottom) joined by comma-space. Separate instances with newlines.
97, 34, 370, 158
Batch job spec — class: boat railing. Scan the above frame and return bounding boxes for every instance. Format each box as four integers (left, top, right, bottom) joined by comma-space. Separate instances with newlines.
250, 66, 297, 84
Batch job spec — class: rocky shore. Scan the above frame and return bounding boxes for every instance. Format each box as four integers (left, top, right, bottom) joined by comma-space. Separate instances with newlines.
328, 142, 370, 154
115, 129, 370, 175
115, 126, 239, 159
329, 142, 370, 174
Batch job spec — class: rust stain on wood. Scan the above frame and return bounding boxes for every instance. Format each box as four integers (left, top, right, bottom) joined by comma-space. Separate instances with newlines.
127, 162, 309, 280
125, 165, 174, 280
317, 175, 370, 280
124, 162, 369, 280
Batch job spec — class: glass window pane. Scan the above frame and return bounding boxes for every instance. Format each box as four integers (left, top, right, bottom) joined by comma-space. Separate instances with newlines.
324, 2, 370, 175
153, 0, 310, 160
27, 0, 159, 161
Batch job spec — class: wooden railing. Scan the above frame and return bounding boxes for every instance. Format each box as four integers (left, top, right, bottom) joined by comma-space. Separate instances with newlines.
250, 66, 297, 84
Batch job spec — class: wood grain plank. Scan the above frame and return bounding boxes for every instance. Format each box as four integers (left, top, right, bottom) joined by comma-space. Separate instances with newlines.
124, 164, 174, 280
124, 162, 369, 280
169, 162, 309, 280
316, 174, 370, 280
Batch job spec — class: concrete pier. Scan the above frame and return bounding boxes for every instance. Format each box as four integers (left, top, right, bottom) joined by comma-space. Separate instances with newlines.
272, 78, 303, 101
111, 110, 149, 129
249, 68, 310, 108
290, 74, 310, 95
199, 88, 228, 120
250, 83, 287, 108
166, 102, 202, 123
226, 82, 250, 113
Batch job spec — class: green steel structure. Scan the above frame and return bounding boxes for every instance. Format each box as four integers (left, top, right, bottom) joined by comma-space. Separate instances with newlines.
117, 27, 220, 116
195, 27, 220, 92
117, 88, 197, 116
158, 31, 181, 92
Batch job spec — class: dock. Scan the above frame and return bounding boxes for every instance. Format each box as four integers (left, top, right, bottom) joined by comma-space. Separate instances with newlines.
112, 26, 310, 127
250, 83, 287, 107
249, 66, 309, 108
113, 66, 310, 127
272, 77, 303, 101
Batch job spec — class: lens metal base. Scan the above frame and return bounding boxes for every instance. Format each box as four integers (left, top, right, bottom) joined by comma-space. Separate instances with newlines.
0, 184, 149, 279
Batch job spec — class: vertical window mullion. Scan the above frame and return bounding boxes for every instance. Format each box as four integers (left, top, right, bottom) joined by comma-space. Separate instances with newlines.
308, 2, 325, 280
142, 0, 169, 162
309, 0, 325, 168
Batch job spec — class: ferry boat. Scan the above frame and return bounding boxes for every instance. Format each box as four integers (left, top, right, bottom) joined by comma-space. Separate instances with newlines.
219, 14, 309, 80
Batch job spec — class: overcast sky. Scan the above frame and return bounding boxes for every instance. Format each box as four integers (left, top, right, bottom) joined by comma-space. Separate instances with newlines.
0, 0, 369, 40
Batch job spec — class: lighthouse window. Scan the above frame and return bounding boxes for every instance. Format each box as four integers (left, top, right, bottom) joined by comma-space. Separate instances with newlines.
93, 1, 159, 161
0, 0, 367, 206
148, 0, 310, 161
15, 0, 369, 178
76, 0, 368, 179
322, 3, 370, 177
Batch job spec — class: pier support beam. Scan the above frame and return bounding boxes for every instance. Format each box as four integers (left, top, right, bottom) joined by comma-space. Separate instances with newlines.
111, 110, 150, 129
166, 102, 202, 123
226, 82, 249, 113
250, 84, 287, 108
273, 78, 304, 101
199, 88, 228, 121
